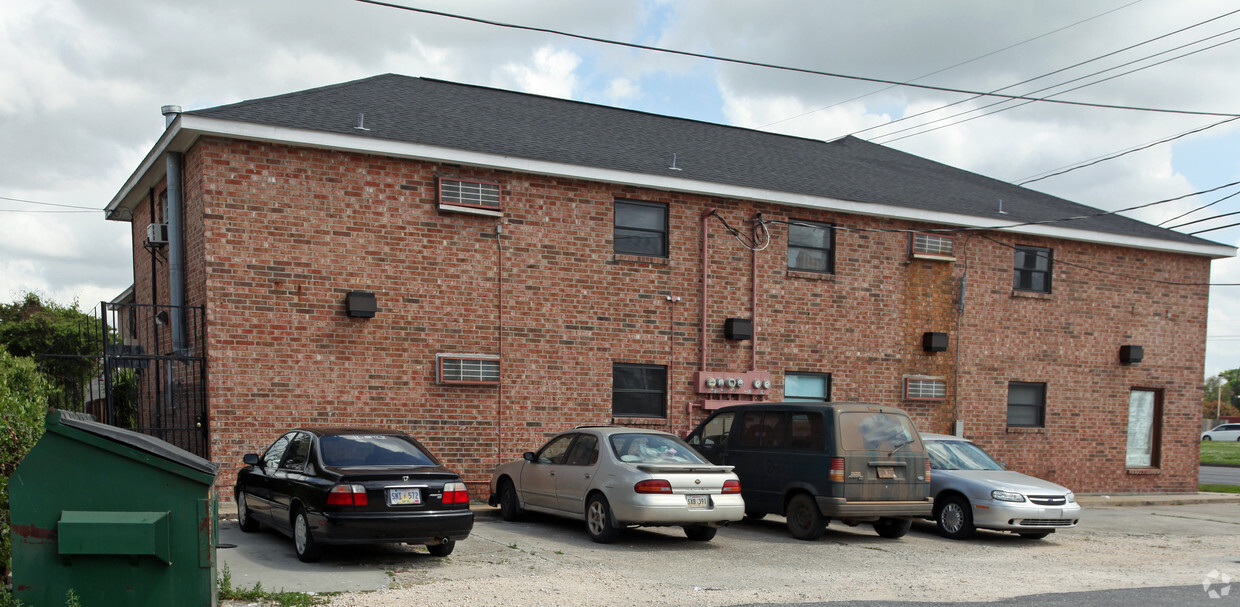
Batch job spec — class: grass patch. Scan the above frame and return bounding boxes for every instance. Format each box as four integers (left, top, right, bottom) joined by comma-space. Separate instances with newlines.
1198, 484, 1240, 494
1200, 441, 1240, 466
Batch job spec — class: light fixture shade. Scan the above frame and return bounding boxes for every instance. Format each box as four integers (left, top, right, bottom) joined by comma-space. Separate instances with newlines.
1119, 345, 1143, 364
346, 291, 377, 318
725, 318, 752, 341
922, 332, 948, 352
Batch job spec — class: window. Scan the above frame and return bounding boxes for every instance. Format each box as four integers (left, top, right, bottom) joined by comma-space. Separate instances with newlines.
437, 354, 499, 385
612, 363, 667, 417
905, 378, 947, 400
614, 199, 668, 257
564, 434, 600, 466
911, 232, 955, 259
1007, 382, 1046, 428
1013, 245, 1053, 293
438, 177, 502, 215
785, 372, 831, 401
788, 221, 834, 273
1126, 389, 1162, 467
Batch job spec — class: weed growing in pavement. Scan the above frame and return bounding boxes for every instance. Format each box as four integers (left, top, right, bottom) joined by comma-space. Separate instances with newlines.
218, 562, 333, 607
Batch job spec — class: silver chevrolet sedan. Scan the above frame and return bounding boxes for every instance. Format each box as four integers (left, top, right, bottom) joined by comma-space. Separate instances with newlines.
488, 426, 745, 543
923, 433, 1081, 540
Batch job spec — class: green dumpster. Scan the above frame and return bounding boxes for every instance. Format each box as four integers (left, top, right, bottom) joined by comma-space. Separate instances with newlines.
9, 410, 219, 607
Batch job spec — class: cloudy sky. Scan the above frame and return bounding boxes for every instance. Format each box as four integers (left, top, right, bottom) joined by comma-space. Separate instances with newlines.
3, 0, 1239, 378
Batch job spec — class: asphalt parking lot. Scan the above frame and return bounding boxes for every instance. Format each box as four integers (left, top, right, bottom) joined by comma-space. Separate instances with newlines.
218, 496, 1240, 606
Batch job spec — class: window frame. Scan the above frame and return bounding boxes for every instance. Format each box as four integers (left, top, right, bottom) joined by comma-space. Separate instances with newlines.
1006, 381, 1047, 428
787, 220, 835, 274
910, 232, 955, 260
1125, 388, 1163, 468
1013, 245, 1053, 293
613, 199, 669, 258
612, 362, 668, 418
785, 372, 832, 402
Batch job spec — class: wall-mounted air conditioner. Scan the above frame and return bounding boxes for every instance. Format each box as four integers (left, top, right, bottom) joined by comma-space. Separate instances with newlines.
146, 223, 168, 246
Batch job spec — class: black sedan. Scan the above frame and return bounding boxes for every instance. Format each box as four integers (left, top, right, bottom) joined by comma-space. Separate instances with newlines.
234, 428, 473, 562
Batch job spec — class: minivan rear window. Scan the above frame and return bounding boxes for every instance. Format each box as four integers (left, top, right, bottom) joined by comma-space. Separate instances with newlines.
838, 412, 920, 452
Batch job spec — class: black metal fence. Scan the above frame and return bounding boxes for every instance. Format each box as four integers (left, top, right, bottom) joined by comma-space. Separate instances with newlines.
44, 302, 210, 458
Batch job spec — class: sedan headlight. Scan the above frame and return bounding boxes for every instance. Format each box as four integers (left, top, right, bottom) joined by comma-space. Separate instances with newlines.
991, 489, 1026, 503
1065, 492, 1075, 504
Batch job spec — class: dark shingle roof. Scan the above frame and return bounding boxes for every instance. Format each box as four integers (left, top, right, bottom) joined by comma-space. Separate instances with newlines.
189, 74, 1214, 248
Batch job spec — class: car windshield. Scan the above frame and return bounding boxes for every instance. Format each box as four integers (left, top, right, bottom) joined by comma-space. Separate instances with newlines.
610, 433, 707, 464
926, 440, 1003, 471
319, 434, 437, 467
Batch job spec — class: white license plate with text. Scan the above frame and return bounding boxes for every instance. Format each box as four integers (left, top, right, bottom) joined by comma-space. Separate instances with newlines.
388, 487, 422, 506
686, 494, 710, 509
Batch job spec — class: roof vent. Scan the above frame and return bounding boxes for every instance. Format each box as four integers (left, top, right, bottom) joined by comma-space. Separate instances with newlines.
161, 105, 182, 128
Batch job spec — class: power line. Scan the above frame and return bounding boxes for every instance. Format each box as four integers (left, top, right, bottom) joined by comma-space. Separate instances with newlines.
855, 8, 1240, 140
760, 0, 1148, 130
1019, 116, 1240, 186
1160, 190, 1240, 226
874, 29, 1240, 144
0, 195, 97, 210
354, 0, 1240, 118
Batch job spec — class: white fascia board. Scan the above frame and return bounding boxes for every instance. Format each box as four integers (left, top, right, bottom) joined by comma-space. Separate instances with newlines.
106, 116, 1237, 260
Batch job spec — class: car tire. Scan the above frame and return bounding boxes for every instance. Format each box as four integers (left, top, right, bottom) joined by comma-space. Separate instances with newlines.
1202, 436, 1212, 441
235, 489, 259, 533
585, 494, 621, 543
1018, 532, 1049, 540
683, 525, 717, 541
873, 517, 912, 539
427, 540, 455, 556
293, 507, 323, 562
785, 493, 826, 541
935, 495, 976, 540
498, 478, 524, 522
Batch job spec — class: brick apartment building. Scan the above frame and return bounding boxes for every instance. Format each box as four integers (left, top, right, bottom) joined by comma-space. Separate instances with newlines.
103, 74, 1234, 498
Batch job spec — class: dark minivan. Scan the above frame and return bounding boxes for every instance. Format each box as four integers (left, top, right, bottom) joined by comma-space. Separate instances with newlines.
686, 402, 932, 540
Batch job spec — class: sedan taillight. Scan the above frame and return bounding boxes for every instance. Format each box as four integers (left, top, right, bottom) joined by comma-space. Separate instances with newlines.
634, 479, 673, 494
722, 479, 741, 494
442, 481, 470, 504
327, 484, 368, 506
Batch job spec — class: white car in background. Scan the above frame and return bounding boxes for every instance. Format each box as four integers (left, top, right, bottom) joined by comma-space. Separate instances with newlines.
923, 433, 1081, 540
1201, 423, 1240, 441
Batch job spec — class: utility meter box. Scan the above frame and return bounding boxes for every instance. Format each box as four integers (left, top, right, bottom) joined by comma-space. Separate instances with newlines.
9, 410, 220, 607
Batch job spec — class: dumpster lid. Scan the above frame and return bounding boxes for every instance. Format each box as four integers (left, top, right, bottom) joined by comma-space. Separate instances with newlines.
54, 410, 219, 477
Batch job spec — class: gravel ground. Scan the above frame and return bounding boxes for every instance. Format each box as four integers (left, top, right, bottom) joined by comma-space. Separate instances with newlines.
225, 502, 1240, 607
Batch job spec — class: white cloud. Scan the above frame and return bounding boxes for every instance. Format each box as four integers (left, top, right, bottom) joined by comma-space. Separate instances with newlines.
495, 46, 582, 98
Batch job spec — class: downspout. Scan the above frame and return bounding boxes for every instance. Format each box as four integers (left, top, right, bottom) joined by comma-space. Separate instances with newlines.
750, 214, 759, 372
496, 221, 505, 464
700, 208, 715, 372
166, 151, 187, 355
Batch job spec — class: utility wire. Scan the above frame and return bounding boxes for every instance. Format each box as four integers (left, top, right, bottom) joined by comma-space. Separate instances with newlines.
0, 195, 97, 210
354, 0, 1240, 118
875, 29, 1240, 144
1162, 191, 1240, 228
1019, 116, 1240, 185
760, 0, 1148, 130
855, 8, 1240, 139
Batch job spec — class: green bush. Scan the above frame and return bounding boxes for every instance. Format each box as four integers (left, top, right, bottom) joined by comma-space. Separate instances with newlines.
0, 346, 50, 589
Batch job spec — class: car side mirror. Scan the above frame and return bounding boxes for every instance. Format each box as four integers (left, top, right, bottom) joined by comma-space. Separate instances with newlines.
523, 451, 537, 463
243, 453, 260, 466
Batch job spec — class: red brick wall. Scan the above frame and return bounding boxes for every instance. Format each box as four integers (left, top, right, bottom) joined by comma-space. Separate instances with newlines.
131, 136, 1209, 499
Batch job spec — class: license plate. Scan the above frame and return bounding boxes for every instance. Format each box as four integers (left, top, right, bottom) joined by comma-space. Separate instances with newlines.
876, 467, 896, 480
388, 487, 422, 506
686, 494, 710, 509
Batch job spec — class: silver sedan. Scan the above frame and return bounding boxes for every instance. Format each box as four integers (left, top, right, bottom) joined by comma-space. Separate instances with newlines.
923, 433, 1082, 540
488, 426, 745, 542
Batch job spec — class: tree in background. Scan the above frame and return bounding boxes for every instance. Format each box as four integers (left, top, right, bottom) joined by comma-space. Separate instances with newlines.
0, 292, 101, 411
0, 346, 50, 588
1203, 372, 1240, 419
